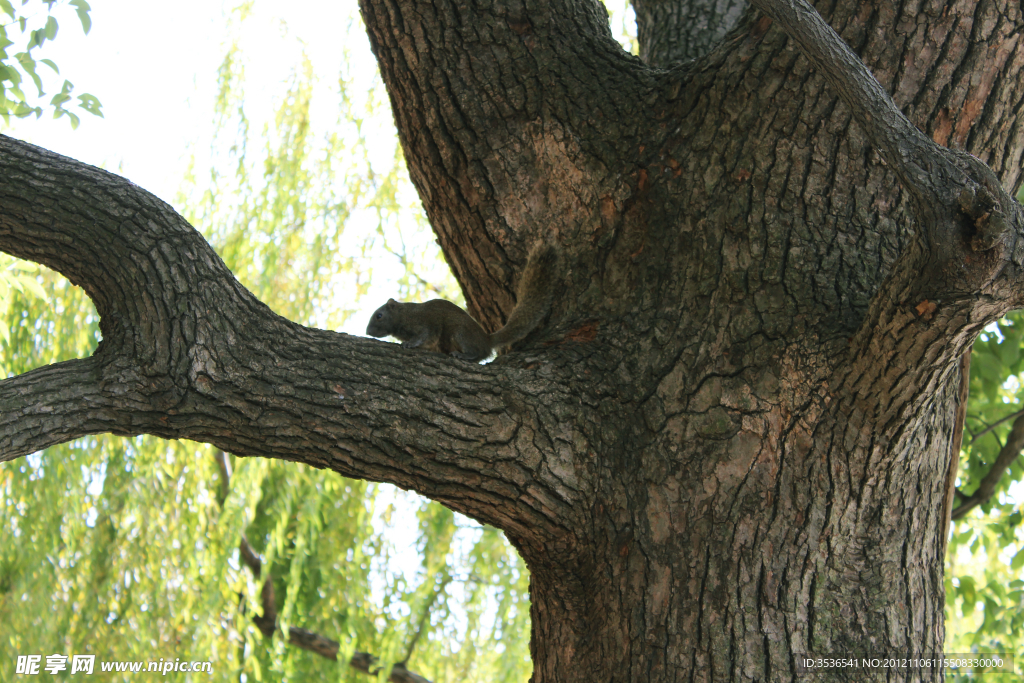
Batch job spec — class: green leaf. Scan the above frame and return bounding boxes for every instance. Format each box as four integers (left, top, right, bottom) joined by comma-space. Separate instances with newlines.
77, 92, 101, 116
43, 15, 57, 40
1012, 548, 1024, 571
49, 78, 72, 107
17, 53, 43, 95
40, 58, 57, 74
28, 28, 44, 49
0, 0, 13, 19
8, 73, 25, 95
70, 0, 91, 34
12, 101, 40, 118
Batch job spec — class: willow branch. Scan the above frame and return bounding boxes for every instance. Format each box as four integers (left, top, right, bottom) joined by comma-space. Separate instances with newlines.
213, 451, 433, 682
400, 577, 451, 666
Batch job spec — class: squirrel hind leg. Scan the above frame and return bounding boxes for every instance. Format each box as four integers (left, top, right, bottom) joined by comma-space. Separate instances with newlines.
450, 327, 492, 362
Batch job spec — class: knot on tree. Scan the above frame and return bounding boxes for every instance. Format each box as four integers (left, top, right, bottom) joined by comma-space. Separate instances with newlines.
959, 184, 1010, 252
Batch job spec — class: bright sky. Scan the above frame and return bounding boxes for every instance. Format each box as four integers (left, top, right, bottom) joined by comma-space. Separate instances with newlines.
5, 0, 227, 201
4, 0, 378, 205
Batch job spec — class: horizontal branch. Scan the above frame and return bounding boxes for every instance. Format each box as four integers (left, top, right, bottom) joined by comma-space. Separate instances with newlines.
0, 134, 586, 542
255, 572, 433, 682
0, 357, 128, 455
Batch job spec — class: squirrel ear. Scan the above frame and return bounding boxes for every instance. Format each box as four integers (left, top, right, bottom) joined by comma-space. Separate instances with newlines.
387, 298, 398, 306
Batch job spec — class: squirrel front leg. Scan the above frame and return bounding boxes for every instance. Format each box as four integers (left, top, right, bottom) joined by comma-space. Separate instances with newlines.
402, 328, 433, 349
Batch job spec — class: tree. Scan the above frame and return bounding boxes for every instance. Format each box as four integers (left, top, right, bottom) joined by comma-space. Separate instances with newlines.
3, 0, 1024, 681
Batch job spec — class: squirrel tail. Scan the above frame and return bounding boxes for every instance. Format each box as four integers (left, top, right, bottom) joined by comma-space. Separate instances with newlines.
489, 243, 560, 351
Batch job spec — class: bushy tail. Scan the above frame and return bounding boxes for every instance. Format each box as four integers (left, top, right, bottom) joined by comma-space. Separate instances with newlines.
489, 243, 560, 350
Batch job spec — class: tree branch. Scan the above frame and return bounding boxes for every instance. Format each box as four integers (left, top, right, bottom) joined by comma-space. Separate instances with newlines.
968, 407, 1024, 445
951, 411, 1024, 520
748, 0, 1024, 293
748, 0, 925, 180
0, 134, 585, 541
0, 357, 131, 455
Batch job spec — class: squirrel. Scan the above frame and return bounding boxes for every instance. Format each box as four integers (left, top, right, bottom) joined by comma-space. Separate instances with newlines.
366, 243, 559, 362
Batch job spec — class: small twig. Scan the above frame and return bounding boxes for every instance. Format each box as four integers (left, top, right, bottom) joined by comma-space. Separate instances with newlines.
969, 407, 1024, 445
400, 576, 451, 665
951, 412, 1024, 520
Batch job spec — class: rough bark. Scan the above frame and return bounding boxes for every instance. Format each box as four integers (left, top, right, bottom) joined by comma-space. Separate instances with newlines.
633, 0, 750, 66
4, 0, 1024, 681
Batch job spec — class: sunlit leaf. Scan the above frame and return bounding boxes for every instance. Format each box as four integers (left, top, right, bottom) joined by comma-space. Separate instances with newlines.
70, 0, 91, 34
43, 14, 56, 40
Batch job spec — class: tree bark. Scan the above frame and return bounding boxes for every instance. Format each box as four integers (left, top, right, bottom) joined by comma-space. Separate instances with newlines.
4, 0, 1024, 681
633, 0, 750, 66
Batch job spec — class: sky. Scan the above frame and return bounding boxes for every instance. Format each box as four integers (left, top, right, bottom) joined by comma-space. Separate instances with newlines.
5, 0, 230, 202
3, 0, 382, 205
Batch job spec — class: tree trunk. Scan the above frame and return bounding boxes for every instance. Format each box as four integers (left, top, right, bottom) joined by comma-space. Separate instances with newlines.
3, 0, 1024, 681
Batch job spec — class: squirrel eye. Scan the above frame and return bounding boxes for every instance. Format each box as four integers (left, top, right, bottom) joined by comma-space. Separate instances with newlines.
375, 312, 383, 319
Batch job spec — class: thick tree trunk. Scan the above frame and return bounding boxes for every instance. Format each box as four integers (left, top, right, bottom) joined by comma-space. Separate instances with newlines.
356, 0, 1024, 680
3, 0, 1024, 681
